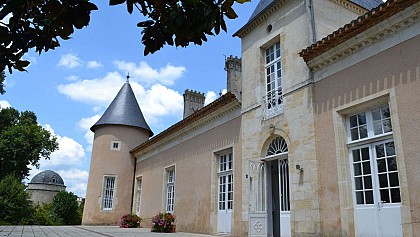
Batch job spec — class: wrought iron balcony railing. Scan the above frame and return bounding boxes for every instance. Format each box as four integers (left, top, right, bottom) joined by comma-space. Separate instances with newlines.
262, 88, 283, 119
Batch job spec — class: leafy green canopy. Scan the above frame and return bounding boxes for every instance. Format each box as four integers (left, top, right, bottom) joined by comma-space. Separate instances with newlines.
0, 107, 59, 180
0, 175, 32, 224
0, 0, 249, 73
52, 191, 81, 225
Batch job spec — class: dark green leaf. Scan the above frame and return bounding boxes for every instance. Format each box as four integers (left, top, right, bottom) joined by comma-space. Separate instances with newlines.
109, 0, 126, 6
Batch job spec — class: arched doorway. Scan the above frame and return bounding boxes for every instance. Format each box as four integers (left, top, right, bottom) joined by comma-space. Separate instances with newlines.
265, 137, 290, 237
248, 136, 290, 237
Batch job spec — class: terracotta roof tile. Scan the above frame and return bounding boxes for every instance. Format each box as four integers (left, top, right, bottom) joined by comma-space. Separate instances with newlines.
299, 0, 420, 62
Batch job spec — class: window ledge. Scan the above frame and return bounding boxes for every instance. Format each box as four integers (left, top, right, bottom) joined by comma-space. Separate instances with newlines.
262, 105, 284, 120
347, 133, 393, 148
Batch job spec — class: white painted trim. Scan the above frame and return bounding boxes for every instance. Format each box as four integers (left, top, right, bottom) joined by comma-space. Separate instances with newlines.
110, 141, 121, 151
100, 175, 117, 212
163, 165, 176, 213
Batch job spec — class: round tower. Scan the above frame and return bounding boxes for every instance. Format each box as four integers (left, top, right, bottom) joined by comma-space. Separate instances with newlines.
82, 80, 153, 225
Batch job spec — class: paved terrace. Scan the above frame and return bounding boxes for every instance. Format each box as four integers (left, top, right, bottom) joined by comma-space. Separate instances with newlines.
0, 226, 217, 237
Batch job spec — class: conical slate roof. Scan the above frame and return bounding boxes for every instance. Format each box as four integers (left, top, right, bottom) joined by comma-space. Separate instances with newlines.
91, 81, 153, 136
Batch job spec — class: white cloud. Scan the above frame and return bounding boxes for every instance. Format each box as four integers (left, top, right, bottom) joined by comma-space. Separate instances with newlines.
58, 70, 184, 126
41, 124, 86, 168
204, 89, 225, 105
25, 125, 88, 197
78, 115, 101, 151
57, 168, 89, 197
87, 61, 103, 69
65, 75, 79, 81
58, 53, 83, 69
92, 106, 102, 113
136, 84, 183, 125
204, 91, 217, 105
57, 72, 124, 105
114, 61, 186, 86
0, 100, 11, 109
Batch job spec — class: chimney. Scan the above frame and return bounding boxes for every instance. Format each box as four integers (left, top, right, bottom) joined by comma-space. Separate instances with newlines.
183, 89, 205, 119
225, 55, 242, 101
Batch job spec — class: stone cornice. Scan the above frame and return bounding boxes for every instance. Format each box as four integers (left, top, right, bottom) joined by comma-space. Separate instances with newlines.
330, 0, 368, 15
233, 0, 287, 38
131, 93, 241, 159
302, 0, 420, 71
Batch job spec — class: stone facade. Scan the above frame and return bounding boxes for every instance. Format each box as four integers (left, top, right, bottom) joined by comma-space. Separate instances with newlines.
309, 7, 420, 236
236, 0, 369, 235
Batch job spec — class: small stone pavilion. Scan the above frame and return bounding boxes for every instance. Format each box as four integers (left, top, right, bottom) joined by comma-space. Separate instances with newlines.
27, 170, 66, 206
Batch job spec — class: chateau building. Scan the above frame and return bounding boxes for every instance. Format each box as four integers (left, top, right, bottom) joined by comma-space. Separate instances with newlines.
83, 0, 420, 236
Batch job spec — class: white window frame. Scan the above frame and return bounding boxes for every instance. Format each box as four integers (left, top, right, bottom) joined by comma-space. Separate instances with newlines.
347, 104, 392, 146
102, 176, 116, 211
347, 104, 401, 206
218, 152, 233, 211
264, 41, 283, 119
110, 141, 121, 151
165, 167, 175, 213
135, 177, 142, 215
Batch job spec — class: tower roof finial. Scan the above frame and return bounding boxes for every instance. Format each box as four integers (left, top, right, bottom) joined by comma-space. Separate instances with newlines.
126, 72, 130, 82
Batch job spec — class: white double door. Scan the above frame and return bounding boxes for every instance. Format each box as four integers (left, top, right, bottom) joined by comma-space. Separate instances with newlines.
218, 172, 233, 234
248, 159, 290, 237
350, 140, 402, 237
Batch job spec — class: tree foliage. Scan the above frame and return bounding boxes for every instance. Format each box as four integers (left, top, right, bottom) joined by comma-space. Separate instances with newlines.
0, 0, 249, 73
0, 175, 32, 224
51, 191, 80, 225
0, 0, 98, 73
0, 71, 4, 94
0, 107, 59, 180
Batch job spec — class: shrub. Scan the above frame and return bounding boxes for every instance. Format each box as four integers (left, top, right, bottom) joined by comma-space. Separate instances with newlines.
0, 175, 32, 224
119, 214, 141, 228
51, 191, 80, 225
151, 212, 176, 233
31, 204, 63, 226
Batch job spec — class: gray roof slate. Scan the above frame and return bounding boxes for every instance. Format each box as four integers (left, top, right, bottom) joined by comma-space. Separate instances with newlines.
248, 0, 275, 22
91, 81, 153, 136
30, 170, 65, 186
350, 0, 383, 10
247, 0, 383, 26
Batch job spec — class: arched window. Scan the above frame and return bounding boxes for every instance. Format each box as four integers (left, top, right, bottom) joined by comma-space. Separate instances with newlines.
266, 136, 288, 156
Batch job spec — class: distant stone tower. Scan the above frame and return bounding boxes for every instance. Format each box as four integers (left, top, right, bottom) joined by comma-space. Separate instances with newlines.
183, 89, 205, 119
27, 170, 66, 206
82, 80, 153, 225
225, 55, 242, 100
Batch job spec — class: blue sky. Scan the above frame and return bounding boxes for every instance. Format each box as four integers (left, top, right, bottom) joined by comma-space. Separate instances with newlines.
0, 0, 258, 197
